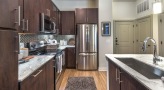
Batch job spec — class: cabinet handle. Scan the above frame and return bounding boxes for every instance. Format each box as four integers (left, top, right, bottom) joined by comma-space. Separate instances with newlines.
33, 70, 42, 77
119, 71, 123, 84
116, 68, 117, 81
14, 6, 21, 26
26, 20, 29, 31
22, 19, 25, 31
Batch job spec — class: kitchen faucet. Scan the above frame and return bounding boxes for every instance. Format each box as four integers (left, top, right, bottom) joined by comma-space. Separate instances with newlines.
143, 37, 161, 64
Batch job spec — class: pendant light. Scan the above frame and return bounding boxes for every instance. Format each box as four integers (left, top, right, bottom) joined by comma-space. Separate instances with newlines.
153, 0, 162, 14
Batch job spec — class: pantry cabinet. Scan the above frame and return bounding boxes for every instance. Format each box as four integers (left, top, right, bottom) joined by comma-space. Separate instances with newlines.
0, 0, 19, 29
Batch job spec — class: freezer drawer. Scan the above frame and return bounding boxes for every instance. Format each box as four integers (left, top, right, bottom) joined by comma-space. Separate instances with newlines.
77, 53, 97, 70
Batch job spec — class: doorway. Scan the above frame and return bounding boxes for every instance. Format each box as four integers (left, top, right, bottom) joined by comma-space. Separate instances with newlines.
114, 17, 152, 54
114, 21, 134, 54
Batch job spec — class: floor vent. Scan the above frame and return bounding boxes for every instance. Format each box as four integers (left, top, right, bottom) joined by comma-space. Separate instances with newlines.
137, 0, 149, 14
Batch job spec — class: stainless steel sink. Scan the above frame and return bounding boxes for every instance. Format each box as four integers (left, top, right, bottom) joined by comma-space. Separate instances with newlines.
116, 58, 164, 79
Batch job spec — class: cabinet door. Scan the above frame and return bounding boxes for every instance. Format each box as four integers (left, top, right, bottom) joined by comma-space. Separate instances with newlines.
0, 0, 19, 29
61, 11, 75, 35
24, 0, 41, 33
46, 59, 54, 90
121, 70, 149, 90
20, 66, 46, 90
87, 8, 98, 24
66, 48, 76, 68
75, 8, 87, 24
0, 30, 18, 90
109, 61, 120, 90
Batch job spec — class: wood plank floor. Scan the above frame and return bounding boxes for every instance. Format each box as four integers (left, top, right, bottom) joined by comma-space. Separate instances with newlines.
59, 69, 107, 90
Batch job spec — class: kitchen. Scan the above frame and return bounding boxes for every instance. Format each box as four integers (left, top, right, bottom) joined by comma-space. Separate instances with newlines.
1, 0, 164, 90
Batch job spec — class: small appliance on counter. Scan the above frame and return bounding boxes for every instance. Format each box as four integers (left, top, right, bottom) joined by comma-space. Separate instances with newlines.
60, 40, 67, 46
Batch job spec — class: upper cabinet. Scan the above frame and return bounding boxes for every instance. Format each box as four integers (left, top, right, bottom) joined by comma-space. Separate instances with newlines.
23, 0, 56, 33
61, 11, 75, 35
0, 0, 19, 30
75, 8, 98, 24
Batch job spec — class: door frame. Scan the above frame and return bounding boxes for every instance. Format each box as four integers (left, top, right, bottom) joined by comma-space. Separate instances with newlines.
113, 20, 135, 54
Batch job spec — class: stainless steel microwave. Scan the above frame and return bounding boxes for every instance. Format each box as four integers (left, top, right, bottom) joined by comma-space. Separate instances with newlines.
39, 13, 57, 34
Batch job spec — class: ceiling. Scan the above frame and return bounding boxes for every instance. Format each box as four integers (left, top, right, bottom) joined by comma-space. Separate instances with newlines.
113, 0, 137, 2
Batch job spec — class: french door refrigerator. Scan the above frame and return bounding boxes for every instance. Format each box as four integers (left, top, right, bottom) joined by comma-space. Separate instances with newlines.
76, 24, 98, 70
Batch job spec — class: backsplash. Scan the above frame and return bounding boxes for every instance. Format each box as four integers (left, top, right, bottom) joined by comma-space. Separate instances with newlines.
19, 34, 75, 46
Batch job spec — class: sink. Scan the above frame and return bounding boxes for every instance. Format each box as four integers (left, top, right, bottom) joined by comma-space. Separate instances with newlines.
116, 58, 164, 79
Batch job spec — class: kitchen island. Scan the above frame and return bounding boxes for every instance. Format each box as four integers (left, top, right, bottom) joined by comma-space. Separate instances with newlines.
106, 54, 164, 90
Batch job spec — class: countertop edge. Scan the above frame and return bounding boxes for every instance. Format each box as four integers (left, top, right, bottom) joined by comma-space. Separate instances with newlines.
18, 56, 54, 82
105, 54, 164, 90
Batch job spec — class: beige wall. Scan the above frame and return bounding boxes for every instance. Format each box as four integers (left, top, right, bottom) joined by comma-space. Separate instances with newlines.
98, 0, 113, 71
113, 2, 136, 20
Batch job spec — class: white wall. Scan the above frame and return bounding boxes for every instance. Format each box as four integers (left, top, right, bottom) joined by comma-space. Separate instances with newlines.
52, 0, 98, 11
98, 0, 113, 71
136, 0, 153, 18
113, 2, 136, 20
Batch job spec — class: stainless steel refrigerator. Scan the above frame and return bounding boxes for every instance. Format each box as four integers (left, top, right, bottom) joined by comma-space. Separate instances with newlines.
76, 24, 98, 70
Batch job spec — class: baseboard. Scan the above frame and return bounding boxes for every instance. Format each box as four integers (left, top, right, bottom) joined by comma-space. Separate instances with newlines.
98, 67, 107, 71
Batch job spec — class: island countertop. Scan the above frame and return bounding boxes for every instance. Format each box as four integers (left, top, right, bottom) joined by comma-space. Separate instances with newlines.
18, 55, 54, 82
105, 54, 164, 90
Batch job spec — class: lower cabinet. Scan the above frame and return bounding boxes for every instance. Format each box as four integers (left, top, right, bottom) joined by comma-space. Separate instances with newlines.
19, 59, 54, 90
108, 60, 149, 90
66, 47, 76, 68
46, 59, 54, 90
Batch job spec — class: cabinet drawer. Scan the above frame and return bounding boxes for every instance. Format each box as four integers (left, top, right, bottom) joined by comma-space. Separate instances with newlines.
19, 65, 46, 90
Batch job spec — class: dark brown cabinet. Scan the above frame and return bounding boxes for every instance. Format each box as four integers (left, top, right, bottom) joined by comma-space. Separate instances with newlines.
66, 47, 76, 68
75, 8, 98, 24
0, 0, 19, 29
0, 30, 18, 90
46, 59, 54, 90
109, 61, 120, 90
20, 65, 46, 90
108, 60, 149, 90
61, 11, 75, 35
19, 59, 54, 90
21, 0, 59, 33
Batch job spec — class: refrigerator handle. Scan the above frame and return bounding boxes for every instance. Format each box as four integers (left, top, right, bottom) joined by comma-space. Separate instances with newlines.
86, 26, 88, 51
79, 53, 96, 56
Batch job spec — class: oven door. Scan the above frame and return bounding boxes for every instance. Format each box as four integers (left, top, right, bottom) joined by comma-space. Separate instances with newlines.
55, 54, 62, 82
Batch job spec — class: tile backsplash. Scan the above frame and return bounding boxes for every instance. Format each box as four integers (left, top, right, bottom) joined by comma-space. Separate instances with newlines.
19, 34, 75, 46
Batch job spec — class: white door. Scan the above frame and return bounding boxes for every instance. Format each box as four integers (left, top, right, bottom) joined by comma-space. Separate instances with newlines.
136, 17, 152, 54
158, 14, 164, 56
115, 21, 134, 54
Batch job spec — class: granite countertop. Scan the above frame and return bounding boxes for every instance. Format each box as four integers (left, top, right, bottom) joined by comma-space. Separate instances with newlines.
105, 54, 164, 90
18, 55, 54, 82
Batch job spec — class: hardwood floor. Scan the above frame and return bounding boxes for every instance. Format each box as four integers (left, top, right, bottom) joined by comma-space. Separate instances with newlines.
59, 69, 107, 90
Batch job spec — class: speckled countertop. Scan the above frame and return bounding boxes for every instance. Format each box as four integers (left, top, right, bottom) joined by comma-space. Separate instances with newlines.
18, 55, 54, 82
105, 54, 164, 90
